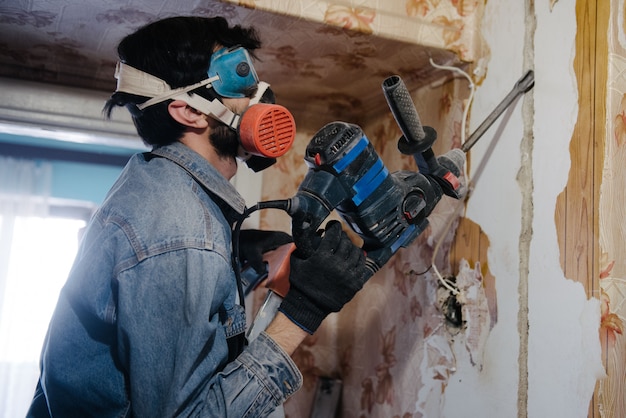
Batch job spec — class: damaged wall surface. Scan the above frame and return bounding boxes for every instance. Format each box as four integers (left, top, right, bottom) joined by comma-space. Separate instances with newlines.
448, 0, 607, 417
256, 0, 616, 417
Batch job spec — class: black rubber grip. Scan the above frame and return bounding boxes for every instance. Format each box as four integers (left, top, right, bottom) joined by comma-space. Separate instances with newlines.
382, 75, 426, 144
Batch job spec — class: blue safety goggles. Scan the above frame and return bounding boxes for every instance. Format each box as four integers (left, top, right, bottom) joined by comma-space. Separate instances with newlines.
208, 46, 259, 98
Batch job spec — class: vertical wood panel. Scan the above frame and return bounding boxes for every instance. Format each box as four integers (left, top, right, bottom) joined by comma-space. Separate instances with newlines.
555, 0, 596, 294
450, 217, 481, 271
555, 0, 608, 416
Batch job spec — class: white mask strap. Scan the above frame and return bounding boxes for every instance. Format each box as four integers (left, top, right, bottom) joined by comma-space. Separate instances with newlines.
175, 93, 241, 129
115, 62, 271, 131
114, 62, 219, 110
250, 81, 270, 105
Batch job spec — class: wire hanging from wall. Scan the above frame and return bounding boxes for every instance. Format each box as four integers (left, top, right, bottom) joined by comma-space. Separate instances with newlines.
424, 59, 476, 296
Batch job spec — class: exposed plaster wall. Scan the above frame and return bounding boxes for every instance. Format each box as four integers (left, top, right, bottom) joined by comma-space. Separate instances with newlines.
256, 1, 608, 416
530, 1, 604, 416
444, 0, 604, 417
443, 0, 525, 415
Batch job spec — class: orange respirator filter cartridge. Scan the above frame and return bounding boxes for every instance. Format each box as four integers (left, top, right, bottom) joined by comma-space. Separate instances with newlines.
238, 103, 296, 158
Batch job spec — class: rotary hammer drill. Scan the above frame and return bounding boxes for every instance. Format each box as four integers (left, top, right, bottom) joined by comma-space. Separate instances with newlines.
238, 75, 466, 296
241, 71, 535, 339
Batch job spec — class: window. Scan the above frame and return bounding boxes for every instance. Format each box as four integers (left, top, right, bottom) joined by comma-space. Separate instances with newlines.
0, 213, 86, 417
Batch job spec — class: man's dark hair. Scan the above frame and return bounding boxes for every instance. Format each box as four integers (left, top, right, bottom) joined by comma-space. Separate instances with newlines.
104, 16, 261, 147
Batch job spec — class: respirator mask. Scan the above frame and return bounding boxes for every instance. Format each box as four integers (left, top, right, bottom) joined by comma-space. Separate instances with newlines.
114, 46, 296, 171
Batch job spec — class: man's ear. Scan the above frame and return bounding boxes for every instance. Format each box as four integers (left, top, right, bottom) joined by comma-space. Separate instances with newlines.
167, 100, 209, 129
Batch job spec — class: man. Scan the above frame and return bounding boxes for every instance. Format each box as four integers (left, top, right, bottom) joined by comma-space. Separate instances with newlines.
27, 16, 371, 417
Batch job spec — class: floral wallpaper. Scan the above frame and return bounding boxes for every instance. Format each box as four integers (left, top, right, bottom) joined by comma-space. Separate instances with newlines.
226, 0, 487, 63
598, 0, 626, 414
256, 73, 492, 416
246, 5, 492, 415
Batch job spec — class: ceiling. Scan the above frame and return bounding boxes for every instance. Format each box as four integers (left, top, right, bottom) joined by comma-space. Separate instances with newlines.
0, 0, 461, 141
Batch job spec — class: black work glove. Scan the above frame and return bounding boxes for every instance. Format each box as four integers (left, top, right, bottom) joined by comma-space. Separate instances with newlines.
238, 229, 293, 274
279, 220, 372, 334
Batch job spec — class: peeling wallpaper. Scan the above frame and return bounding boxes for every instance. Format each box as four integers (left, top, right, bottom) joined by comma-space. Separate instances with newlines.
445, 0, 529, 415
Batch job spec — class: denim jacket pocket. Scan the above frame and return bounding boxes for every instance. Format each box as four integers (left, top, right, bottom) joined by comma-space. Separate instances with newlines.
220, 303, 246, 339
222, 303, 247, 361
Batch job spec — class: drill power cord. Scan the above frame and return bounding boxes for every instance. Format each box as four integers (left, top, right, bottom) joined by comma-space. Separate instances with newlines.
232, 199, 290, 305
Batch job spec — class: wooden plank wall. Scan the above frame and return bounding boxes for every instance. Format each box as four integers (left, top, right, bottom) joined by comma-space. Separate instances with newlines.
555, 1, 607, 417
555, 0, 604, 304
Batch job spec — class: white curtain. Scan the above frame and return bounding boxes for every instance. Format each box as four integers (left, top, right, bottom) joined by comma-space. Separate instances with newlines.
0, 156, 53, 417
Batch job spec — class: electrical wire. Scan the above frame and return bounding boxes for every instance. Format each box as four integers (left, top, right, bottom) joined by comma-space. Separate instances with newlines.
427, 58, 476, 295
428, 58, 475, 160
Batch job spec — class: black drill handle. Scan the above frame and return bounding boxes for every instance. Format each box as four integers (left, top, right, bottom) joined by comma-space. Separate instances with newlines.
290, 214, 322, 259
382, 75, 435, 154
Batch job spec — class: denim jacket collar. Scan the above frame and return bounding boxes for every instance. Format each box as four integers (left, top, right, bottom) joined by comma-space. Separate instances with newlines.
150, 142, 246, 216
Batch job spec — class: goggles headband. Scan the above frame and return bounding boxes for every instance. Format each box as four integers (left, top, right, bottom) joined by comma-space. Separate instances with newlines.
115, 61, 270, 128
114, 62, 218, 110
114, 46, 259, 110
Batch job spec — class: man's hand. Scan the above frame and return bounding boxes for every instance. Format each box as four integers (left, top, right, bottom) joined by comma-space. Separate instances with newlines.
278, 220, 372, 334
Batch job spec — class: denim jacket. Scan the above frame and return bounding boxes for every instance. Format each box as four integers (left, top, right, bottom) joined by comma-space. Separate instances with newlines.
28, 142, 302, 417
